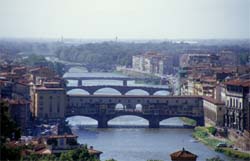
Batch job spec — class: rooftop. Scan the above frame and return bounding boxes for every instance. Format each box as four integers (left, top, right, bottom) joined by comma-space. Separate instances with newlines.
203, 96, 225, 105
170, 148, 197, 159
224, 79, 250, 87
46, 134, 78, 139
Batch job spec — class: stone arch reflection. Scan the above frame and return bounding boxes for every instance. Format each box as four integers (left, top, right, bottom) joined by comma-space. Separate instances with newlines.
67, 89, 90, 95
108, 115, 149, 126
93, 87, 122, 95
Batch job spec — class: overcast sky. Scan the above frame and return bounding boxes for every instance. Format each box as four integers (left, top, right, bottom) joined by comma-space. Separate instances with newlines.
0, 0, 249, 39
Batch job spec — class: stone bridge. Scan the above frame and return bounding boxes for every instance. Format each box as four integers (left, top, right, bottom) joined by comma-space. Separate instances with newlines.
66, 95, 204, 128
64, 76, 163, 86
66, 85, 172, 95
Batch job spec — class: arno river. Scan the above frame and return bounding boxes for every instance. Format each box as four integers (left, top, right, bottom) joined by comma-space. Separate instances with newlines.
64, 67, 231, 161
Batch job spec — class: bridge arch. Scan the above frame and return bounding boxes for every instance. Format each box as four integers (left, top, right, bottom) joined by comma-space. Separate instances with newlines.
67, 89, 90, 95
115, 103, 125, 110
135, 104, 143, 111
108, 115, 149, 126
125, 89, 150, 95
66, 115, 98, 126
158, 116, 202, 127
93, 87, 122, 95
153, 90, 170, 96
68, 66, 88, 73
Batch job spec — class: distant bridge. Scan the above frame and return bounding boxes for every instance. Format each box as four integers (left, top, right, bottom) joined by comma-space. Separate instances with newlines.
64, 76, 164, 86
66, 85, 172, 95
66, 95, 204, 128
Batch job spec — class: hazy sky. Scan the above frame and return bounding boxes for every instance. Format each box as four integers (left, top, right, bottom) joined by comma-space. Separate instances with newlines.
0, 0, 249, 39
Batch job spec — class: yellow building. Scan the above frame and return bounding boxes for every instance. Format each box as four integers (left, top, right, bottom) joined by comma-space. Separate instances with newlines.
32, 82, 67, 120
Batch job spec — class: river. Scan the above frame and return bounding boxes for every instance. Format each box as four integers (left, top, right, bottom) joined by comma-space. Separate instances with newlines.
64, 67, 232, 161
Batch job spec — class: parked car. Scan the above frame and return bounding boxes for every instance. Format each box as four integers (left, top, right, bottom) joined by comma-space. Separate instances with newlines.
216, 142, 227, 148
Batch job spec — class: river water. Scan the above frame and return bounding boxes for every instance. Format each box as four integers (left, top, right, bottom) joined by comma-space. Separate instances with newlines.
64, 67, 232, 161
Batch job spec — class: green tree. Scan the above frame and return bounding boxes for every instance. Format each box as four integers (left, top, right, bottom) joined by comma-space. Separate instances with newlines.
106, 159, 117, 161
206, 156, 224, 161
0, 100, 22, 160
0, 100, 21, 143
59, 146, 98, 161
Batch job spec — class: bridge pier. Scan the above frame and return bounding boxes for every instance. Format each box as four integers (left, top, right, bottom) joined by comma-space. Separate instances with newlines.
97, 117, 108, 128
78, 79, 82, 87
123, 80, 127, 86
196, 116, 205, 126
149, 119, 160, 128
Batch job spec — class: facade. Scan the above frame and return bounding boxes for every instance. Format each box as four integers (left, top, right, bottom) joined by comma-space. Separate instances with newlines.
224, 79, 250, 131
203, 96, 225, 126
180, 53, 219, 68
132, 52, 173, 75
32, 82, 67, 120
44, 135, 102, 159
29, 67, 56, 85
5, 98, 31, 131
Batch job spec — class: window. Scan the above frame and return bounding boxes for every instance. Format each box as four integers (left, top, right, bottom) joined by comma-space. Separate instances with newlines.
50, 96, 53, 99
230, 98, 232, 107
39, 96, 43, 99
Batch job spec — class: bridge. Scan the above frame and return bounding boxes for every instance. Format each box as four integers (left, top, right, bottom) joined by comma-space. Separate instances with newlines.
63, 74, 165, 86
66, 85, 172, 95
66, 95, 204, 128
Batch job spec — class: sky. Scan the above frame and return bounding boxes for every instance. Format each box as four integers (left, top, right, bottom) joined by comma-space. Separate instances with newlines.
0, 0, 249, 39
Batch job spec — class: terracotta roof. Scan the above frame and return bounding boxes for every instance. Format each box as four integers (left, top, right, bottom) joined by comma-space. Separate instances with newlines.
170, 148, 197, 159
4, 98, 30, 105
88, 146, 103, 155
203, 96, 225, 105
34, 148, 52, 155
36, 87, 65, 91
47, 134, 78, 139
224, 79, 250, 87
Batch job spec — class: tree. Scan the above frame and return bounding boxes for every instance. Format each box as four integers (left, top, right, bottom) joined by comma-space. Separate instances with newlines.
0, 100, 21, 143
206, 156, 224, 161
59, 146, 98, 161
0, 100, 22, 160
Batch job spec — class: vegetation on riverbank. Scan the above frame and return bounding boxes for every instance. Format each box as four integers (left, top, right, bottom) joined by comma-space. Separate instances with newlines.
193, 127, 250, 160
180, 117, 196, 126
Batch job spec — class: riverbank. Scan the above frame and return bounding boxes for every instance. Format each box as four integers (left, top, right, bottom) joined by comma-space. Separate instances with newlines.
193, 127, 250, 160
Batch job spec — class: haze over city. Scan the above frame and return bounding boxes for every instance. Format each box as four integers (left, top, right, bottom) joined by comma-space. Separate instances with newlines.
0, 0, 249, 39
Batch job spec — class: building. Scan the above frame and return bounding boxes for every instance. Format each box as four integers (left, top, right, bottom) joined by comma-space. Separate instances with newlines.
4, 98, 31, 131
224, 79, 250, 131
32, 81, 67, 120
170, 148, 197, 161
45, 135, 79, 154
29, 67, 56, 85
180, 53, 219, 68
203, 96, 225, 126
132, 52, 173, 75
44, 135, 102, 159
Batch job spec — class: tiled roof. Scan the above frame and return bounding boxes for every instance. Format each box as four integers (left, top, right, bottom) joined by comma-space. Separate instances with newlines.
170, 148, 197, 159
47, 134, 78, 139
4, 98, 30, 105
203, 96, 225, 105
224, 79, 250, 87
